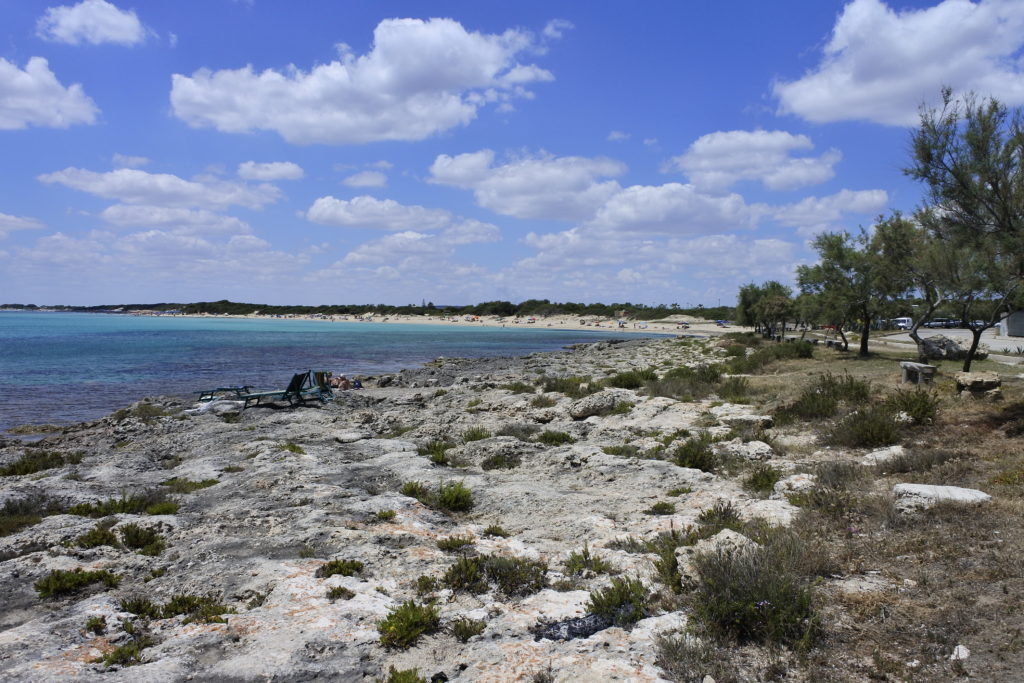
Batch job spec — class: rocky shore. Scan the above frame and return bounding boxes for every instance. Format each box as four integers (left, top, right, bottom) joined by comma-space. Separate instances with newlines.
0, 335, 1010, 681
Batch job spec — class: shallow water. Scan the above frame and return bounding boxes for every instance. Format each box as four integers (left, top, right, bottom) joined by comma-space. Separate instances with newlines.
0, 312, 658, 431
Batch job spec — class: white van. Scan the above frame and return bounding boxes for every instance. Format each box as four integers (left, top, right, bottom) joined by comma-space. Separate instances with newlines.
892, 317, 912, 330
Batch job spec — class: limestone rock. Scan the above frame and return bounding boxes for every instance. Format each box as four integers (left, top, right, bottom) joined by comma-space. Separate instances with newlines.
893, 483, 992, 512
567, 389, 635, 420
861, 445, 905, 467
955, 371, 1002, 401
920, 335, 987, 361
715, 438, 773, 461
772, 473, 817, 498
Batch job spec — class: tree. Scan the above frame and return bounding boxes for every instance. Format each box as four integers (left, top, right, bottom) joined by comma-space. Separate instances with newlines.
797, 226, 908, 357
735, 281, 793, 336
905, 89, 1024, 370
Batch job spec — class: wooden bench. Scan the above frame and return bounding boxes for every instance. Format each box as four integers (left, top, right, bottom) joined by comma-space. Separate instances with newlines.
900, 361, 937, 385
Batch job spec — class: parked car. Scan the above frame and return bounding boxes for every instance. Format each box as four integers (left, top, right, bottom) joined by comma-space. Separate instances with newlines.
924, 318, 957, 328
967, 320, 988, 329
892, 317, 912, 330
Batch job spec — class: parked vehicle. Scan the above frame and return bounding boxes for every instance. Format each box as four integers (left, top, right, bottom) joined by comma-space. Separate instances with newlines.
924, 318, 957, 328
892, 317, 912, 330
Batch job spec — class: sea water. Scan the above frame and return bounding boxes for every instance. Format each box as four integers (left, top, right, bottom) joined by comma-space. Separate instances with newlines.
0, 311, 662, 432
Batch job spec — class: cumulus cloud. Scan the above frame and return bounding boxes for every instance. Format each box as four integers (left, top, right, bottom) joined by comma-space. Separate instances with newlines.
774, 0, 1024, 125
38, 167, 281, 209
0, 212, 45, 239
607, 130, 630, 142
37, 0, 145, 46
170, 18, 554, 144
673, 130, 840, 191
237, 161, 304, 180
99, 205, 252, 235
587, 183, 756, 235
440, 219, 501, 245
112, 153, 150, 169
773, 188, 889, 235
429, 149, 625, 221
0, 57, 98, 129
342, 170, 388, 188
306, 195, 452, 231
543, 19, 574, 39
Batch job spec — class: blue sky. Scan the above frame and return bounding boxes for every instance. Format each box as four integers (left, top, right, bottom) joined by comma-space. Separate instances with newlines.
1, 0, 1022, 307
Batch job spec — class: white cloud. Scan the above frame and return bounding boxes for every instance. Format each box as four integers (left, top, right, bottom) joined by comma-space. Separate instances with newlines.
342, 170, 387, 188
369, 160, 393, 170
342, 230, 440, 265
543, 19, 574, 39
607, 130, 630, 142
112, 153, 150, 169
306, 195, 452, 231
38, 167, 281, 209
440, 219, 501, 245
773, 188, 889, 235
37, 0, 145, 46
673, 130, 840, 191
774, 0, 1024, 126
0, 57, 98, 129
237, 161, 304, 180
0, 212, 45, 239
588, 183, 755, 235
429, 149, 625, 221
99, 205, 252, 236
170, 18, 554, 144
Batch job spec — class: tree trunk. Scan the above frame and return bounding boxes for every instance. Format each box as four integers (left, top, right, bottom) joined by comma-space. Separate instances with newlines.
859, 317, 871, 357
837, 326, 850, 351
962, 327, 984, 372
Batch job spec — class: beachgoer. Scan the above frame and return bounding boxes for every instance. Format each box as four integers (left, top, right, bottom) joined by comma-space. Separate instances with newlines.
352, 379, 363, 389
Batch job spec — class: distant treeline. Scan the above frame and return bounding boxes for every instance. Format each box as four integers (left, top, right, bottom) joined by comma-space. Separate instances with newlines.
2, 299, 735, 321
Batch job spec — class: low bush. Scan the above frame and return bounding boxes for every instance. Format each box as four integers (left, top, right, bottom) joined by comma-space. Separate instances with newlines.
85, 615, 107, 634
644, 501, 676, 515
436, 481, 474, 512
742, 463, 783, 496
95, 636, 154, 667
119, 596, 161, 619
462, 427, 491, 442
481, 452, 522, 470
119, 523, 165, 556
383, 666, 427, 683
436, 535, 475, 551
696, 501, 744, 538
375, 509, 397, 522
418, 440, 455, 465
564, 542, 614, 576
76, 520, 120, 549
690, 531, 817, 648
587, 576, 649, 628
776, 391, 838, 423
826, 405, 900, 448
443, 556, 489, 594
378, 600, 441, 649
483, 524, 510, 538
161, 593, 233, 624
449, 617, 487, 643
530, 395, 557, 408
327, 586, 355, 601
443, 554, 548, 597
812, 460, 865, 490
280, 442, 305, 454
537, 430, 575, 446
399, 480, 431, 503
656, 633, 739, 683
604, 367, 658, 390
67, 491, 177, 517
602, 444, 640, 457
888, 388, 940, 424
726, 341, 813, 374
0, 449, 83, 476
541, 375, 596, 398
315, 559, 364, 578
501, 381, 536, 394
495, 424, 539, 441
879, 449, 961, 474
671, 433, 719, 472
1, 496, 63, 536
787, 486, 858, 523
717, 376, 751, 402
35, 568, 120, 598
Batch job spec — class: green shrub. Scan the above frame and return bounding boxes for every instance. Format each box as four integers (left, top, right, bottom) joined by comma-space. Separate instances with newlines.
375, 509, 397, 522
812, 461, 865, 490
696, 501, 744, 538
483, 524, 510, 538
462, 427, 491, 442
671, 433, 719, 472
587, 576, 648, 628
0, 450, 83, 476
717, 376, 750, 402
602, 444, 640, 457
604, 368, 658, 390
537, 430, 575, 446
67, 491, 176, 517
742, 463, 783, 496
378, 600, 441, 649
85, 615, 107, 634
316, 559, 364, 578
656, 633, 739, 683
482, 555, 548, 597
119, 596, 161, 619
564, 542, 613, 576
645, 365, 721, 401
879, 449, 961, 474
826, 405, 900, 448
399, 481, 431, 503
436, 481, 474, 512
530, 395, 557, 408
436, 535, 475, 551
814, 371, 872, 403
644, 501, 676, 515
667, 487, 692, 496
541, 375, 595, 398
144, 501, 179, 515
690, 532, 817, 648
418, 440, 455, 466
888, 388, 940, 424
280, 442, 305, 454
76, 520, 120, 549
481, 452, 522, 470
327, 586, 355, 601
119, 523, 165, 556
95, 637, 154, 667
501, 381, 536, 394
449, 617, 487, 643
726, 342, 813, 374
382, 666, 427, 683
787, 486, 858, 522
415, 575, 439, 596
776, 391, 838, 423
443, 556, 489, 594
1, 496, 63, 536
35, 568, 119, 598
161, 594, 232, 624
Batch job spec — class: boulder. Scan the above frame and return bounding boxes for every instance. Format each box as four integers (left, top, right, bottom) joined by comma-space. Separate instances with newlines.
893, 483, 992, 512
567, 389, 634, 420
715, 438, 774, 461
920, 335, 987, 361
955, 371, 1002, 401
861, 445, 905, 467
772, 473, 817, 498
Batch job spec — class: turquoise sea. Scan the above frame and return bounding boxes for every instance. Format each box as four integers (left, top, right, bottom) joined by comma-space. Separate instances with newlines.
0, 312, 660, 432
